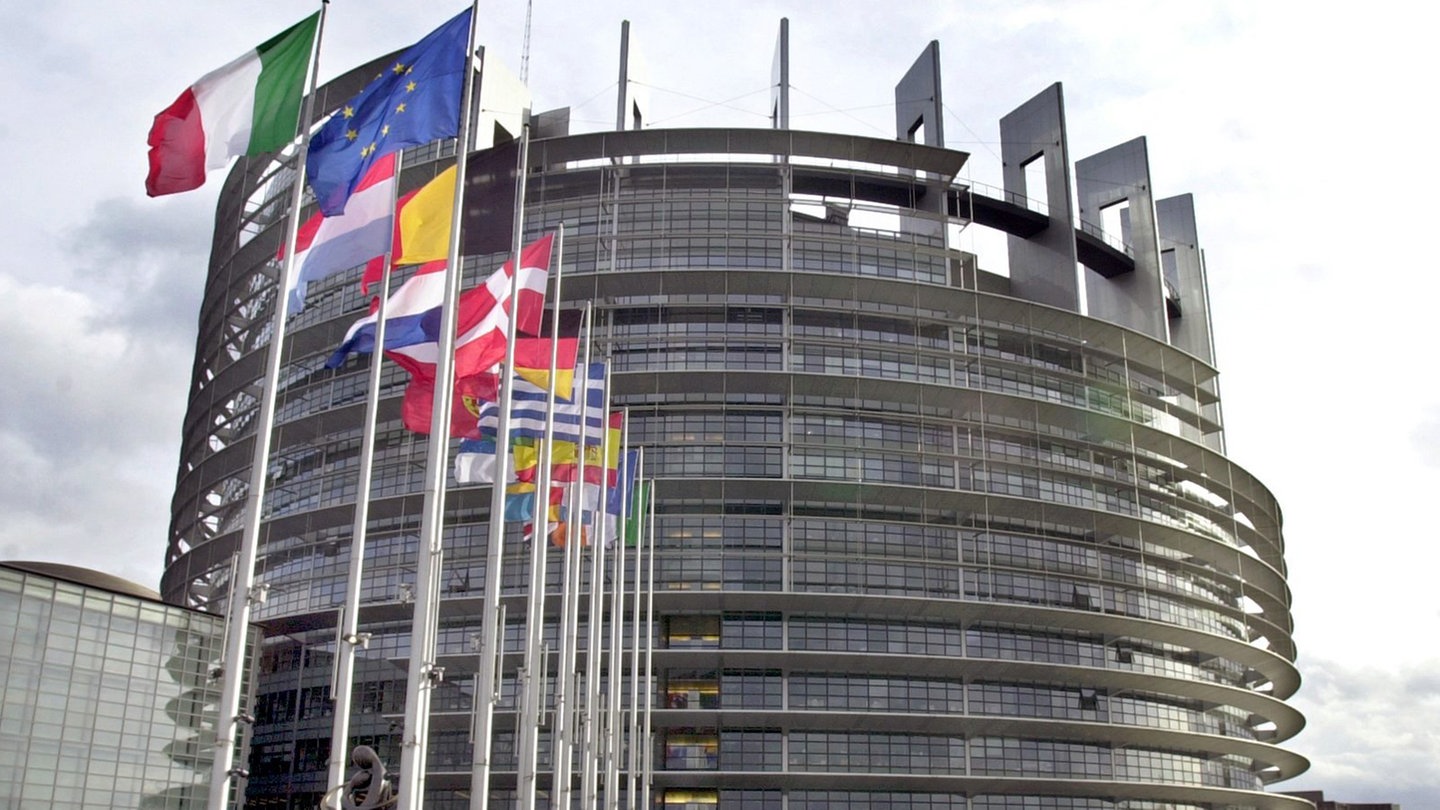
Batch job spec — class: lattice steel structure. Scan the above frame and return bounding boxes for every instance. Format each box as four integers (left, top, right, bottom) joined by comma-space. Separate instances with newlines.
162, 36, 1306, 810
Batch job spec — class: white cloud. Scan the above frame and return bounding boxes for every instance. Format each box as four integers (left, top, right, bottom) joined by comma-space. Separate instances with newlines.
0, 276, 182, 587
1282, 656, 1440, 806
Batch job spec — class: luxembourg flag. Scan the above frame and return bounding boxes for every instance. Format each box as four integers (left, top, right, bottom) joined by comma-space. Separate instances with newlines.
325, 260, 447, 368
286, 153, 397, 312
145, 14, 319, 197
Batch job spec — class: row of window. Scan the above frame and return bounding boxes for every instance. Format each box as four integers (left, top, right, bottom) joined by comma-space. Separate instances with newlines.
655, 791, 1248, 810
260, 787, 1255, 810
250, 609, 1248, 693
252, 669, 1255, 744
245, 383, 1252, 541
661, 616, 1247, 688
249, 454, 1249, 583
253, 729, 1256, 790
253, 446, 1247, 571
597, 309, 1202, 408
253, 498, 1232, 579
206, 304, 1218, 493
244, 536, 1243, 635
659, 731, 1260, 788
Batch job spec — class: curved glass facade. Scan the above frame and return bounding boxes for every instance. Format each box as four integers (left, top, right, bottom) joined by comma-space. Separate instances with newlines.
0, 563, 227, 809
164, 60, 1304, 810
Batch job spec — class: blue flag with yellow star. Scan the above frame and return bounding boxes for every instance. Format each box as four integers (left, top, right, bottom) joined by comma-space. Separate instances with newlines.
306, 9, 471, 216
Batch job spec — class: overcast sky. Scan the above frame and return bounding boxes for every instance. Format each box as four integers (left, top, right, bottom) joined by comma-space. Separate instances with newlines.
1, 0, 1434, 805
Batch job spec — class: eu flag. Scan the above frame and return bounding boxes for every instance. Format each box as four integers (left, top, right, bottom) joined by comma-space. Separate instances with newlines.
306, 9, 472, 216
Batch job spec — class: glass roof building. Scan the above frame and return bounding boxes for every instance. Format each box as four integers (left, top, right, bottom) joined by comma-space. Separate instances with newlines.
0, 562, 227, 810
161, 28, 1306, 810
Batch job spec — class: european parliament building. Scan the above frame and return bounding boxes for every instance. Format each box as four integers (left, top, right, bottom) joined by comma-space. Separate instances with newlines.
161, 24, 1308, 810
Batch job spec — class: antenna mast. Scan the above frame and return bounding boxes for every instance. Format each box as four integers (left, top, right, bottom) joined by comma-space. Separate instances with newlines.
520, 0, 533, 82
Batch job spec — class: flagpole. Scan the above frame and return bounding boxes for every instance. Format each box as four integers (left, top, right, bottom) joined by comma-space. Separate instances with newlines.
578, 322, 607, 810
209, 6, 327, 808
551, 242, 584, 810
622, 446, 645, 807
553, 298, 590, 810
553, 487, 582, 805
535, 296, 584, 807
579, 330, 607, 810
548, 301, 593, 809
516, 226, 566, 810
604, 382, 625, 810
323, 148, 404, 807
625, 442, 644, 810
470, 124, 534, 810
395, 5, 482, 809
640, 465, 656, 810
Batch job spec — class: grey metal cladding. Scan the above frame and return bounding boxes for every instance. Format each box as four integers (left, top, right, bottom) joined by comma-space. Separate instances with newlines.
1001, 82, 1082, 311
1077, 136, 1170, 340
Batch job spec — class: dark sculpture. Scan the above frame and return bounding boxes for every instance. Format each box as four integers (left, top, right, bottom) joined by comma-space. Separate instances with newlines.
339, 744, 394, 810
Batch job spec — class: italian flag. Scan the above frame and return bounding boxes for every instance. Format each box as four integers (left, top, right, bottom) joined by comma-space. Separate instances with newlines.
146, 13, 319, 197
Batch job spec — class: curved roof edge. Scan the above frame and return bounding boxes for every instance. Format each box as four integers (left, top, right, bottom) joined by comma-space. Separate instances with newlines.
2, 560, 162, 603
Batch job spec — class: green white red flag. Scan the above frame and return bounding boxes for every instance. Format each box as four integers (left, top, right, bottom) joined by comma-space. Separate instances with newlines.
146, 13, 319, 196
